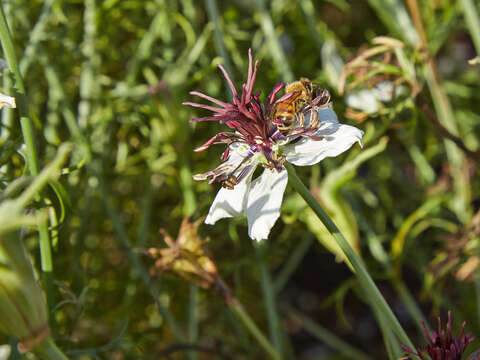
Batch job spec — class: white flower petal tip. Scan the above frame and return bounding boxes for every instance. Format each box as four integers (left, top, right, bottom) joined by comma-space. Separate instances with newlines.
0, 93, 15, 109
204, 169, 253, 225
246, 169, 288, 241
284, 124, 364, 166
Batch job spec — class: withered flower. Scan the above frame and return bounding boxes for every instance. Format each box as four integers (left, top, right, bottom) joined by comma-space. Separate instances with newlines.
401, 311, 475, 360
147, 217, 217, 289
184, 50, 363, 240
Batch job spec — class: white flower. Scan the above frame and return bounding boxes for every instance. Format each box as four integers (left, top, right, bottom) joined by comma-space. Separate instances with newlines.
0, 93, 15, 109
345, 81, 406, 114
0, 345, 10, 360
186, 50, 363, 241
204, 106, 363, 241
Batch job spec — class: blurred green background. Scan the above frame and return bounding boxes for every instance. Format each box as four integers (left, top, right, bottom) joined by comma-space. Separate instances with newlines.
0, 0, 479, 359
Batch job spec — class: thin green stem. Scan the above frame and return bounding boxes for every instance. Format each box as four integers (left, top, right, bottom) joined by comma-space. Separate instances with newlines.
188, 285, 199, 360
254, 242, 283, 354
19, 0, 55, 75
205, 0, 234, 78
285, 304, 372, 360
0, 2, 54, 312
0, 4, 38, 175
255, 0, 293, 82
228, 299, 282, 360
393, 280, 431, 334
98, 172, 185, 341
273, 234, 314, 293
475, 270, 480, 328
459, 0, 480, 54
1, 68, 14, 140
285, 163, 415, 350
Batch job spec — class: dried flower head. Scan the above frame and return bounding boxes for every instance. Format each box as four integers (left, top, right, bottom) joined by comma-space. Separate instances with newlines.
401, 311, 475, 360
146, 217, 217, 289
185, 50, 363, 240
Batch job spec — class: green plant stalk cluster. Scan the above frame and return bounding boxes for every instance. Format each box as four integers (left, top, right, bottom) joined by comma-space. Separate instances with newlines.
0, 2, 56, 314
0, 232, 68, 359
285, 163, 415, 350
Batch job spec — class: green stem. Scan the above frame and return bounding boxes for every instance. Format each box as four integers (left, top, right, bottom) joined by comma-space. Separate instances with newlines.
273, 234, 314, 293
19, 0, 55, 75
475, 270, 480, 328
34, 338, 68, 360
205, 0, 234, 77
255, 0, 293, 82
459, 0, 480, 54
393, 280, 431, 334
187, 285, 199, 360
285, 304, 372, 360
228, 299, 282, 360
285, 163, 415, 350
254, 242, 283, 353
0, 1, 54, 310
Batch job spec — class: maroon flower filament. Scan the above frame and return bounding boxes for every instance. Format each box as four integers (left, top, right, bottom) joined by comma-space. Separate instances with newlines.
184, 49, 364, 241
402, 311, 475, 360
183, 49, 327, 188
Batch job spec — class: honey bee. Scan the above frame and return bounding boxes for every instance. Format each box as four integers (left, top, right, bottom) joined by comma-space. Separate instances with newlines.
272, 78, 314, 131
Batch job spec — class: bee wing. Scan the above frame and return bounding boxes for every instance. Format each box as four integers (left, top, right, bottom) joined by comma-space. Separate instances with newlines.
274, 90, 303, 104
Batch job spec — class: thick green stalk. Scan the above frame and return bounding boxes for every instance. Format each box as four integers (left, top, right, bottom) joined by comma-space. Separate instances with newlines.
228, 299, 282, 360
78, 0, 100, 129
285, 163, 415, 350
0, 2, 54, 310
34, 338, 68, 360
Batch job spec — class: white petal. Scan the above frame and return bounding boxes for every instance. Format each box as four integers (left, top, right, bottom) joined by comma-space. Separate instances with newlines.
284, 123, 364, 166
345, 89, 379, 114
205, 167, 254, 225
0, 93, 15, 109
317, 106, 339, 124
246, 168, 288, 241
0, 345, 10, 360
373, 81, 395, 103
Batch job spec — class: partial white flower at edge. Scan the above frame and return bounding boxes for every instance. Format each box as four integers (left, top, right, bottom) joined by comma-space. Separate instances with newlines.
0, 345, 10, 360
0, 93, 15, 109
205, 107, 364, 241
345, 81, 401, 114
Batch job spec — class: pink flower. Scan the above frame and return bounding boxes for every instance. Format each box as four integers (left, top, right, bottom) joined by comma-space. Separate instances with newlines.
402, 311, 476, 360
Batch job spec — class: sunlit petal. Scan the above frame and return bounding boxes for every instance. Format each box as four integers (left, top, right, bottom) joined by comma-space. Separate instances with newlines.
284, 123, 364, 166
346, 89, 379, 114
205, 167, 254, 225
246, 168, 288, 241
0, 93, 15, 109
